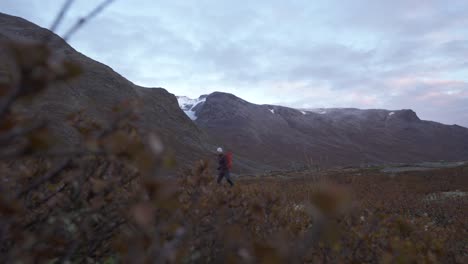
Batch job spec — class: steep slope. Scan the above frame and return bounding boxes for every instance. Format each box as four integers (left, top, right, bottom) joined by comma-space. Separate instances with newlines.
180, 92, 468, 172
0, 13, 209, 165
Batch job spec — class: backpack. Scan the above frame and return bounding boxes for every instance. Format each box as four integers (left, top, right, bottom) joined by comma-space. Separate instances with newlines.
226, 151, 233, 170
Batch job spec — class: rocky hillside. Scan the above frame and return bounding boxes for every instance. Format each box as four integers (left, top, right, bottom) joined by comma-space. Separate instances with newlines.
0, 13, 210, 166
180, 92, 468, 172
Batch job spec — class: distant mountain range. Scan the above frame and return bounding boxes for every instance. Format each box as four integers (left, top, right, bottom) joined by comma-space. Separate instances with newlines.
178, 93, 468, 172
2, 12, 467, 174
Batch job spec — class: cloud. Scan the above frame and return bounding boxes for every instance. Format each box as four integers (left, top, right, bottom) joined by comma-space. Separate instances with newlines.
2, 0, 468, 126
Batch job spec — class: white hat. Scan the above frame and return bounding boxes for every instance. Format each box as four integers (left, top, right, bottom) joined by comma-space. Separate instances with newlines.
216, 147, 223, 153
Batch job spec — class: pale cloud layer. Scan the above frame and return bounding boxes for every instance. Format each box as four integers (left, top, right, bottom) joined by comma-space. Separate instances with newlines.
2, 0, 468, 126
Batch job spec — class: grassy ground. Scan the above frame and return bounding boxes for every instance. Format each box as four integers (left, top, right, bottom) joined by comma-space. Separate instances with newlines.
212, 164, 468, 263
2, 158, 467, 263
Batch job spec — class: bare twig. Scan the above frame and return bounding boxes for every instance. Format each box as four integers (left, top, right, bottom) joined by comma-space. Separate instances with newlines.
49, 0, 75, 33
31, 183, 68, 209
87, 219, 126, 255
63, 0, 117, 41
16, 158, 72, 199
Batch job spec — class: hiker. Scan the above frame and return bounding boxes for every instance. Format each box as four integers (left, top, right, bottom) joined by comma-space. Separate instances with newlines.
216, 147, 234, 187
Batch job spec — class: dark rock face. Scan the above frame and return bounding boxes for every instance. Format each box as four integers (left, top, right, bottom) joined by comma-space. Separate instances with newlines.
191, 92, 468, 172
394, 109, 420, 122
0, 13, 209, 165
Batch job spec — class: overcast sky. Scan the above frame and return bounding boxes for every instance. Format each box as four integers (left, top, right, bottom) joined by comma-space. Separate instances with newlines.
2, 0, 468, 126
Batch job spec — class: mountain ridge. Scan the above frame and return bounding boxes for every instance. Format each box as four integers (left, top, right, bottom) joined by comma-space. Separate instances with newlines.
2, 12, 467, 174
178, 92, 467, 127
0, 12, 211, 167
178, 92, 468, 173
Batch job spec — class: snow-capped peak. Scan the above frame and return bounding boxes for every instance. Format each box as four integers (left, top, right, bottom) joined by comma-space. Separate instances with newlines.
176, 96, 206, 120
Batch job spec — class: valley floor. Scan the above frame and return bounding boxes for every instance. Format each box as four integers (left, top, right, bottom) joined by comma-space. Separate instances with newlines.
210, 163, 468, 263
3, 158, 467, 263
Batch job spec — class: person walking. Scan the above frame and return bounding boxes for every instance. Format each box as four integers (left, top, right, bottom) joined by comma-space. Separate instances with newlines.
216, 147, 234, 187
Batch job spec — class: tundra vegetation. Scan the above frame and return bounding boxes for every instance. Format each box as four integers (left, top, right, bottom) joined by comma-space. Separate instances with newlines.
0, 1, 467, 263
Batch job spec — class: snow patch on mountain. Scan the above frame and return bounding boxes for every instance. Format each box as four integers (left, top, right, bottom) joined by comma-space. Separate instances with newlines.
269, 109, 275, 114
389, 112, 395, 116
176, 96, 206, 120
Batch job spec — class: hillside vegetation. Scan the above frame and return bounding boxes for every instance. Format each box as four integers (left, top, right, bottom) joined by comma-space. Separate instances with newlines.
2, 142, 467, 263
